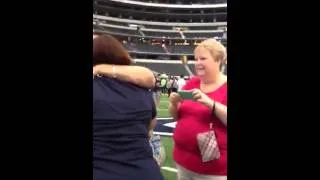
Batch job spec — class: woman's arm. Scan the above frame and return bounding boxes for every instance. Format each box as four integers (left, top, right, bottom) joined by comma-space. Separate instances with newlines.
148, 118, 157, 131
168, 92, 182, 121
192, 89, 227, 126
168, 102, 180, 121
208, 100, 227, 126
148, 118, 157, 138
93, 64, 155, 88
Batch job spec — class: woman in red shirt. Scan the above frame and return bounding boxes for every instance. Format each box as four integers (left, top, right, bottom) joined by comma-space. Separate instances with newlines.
169, 38, 227, 180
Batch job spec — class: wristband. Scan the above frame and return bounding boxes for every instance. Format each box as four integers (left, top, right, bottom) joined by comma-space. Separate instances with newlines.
211, 100, 216, 116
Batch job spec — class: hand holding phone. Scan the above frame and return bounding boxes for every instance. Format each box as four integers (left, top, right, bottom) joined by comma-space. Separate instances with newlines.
178, 90, 194, 100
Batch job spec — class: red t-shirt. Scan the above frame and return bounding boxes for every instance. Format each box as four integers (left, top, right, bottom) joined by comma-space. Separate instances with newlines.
173, 76, 227, 175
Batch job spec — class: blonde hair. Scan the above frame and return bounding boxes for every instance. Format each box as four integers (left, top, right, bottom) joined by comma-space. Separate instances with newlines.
196, 38, 227, 64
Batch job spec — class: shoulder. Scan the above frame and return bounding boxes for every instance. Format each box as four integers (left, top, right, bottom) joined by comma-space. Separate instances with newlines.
217, 76, 227, 104
182, 76, 200, 90
220, 75, 227, 92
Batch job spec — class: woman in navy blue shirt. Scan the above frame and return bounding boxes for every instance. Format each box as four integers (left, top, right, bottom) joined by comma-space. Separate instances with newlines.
93, 34, 163, 180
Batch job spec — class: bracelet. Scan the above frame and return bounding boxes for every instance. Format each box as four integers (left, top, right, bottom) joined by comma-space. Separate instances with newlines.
112, 65, 117, 78
211, 100, 216, 116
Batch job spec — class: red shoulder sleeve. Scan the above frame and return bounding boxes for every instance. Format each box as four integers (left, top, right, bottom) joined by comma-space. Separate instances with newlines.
182, 76, 200, 90
221, 83, 227, 105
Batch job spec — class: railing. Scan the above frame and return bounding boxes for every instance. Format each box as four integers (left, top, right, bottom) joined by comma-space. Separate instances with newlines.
107, 0, 227, 8
93, 15, 227, 27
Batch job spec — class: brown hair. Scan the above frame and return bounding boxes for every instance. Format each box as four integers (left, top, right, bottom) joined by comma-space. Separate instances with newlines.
93, 34, 132, 66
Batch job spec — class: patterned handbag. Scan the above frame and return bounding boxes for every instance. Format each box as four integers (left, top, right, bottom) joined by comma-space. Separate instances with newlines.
197, 122, 220, 163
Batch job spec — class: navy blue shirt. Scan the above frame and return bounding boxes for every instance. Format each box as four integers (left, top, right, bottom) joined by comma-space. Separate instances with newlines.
93, 76, 163, 180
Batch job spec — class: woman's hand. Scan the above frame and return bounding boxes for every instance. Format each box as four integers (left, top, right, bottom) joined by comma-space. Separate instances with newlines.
169, 92, 182, 106
192, 89, 214, 108
193, 88, 227, 126
93, 66, 99, 78
168, 92, 182, 120
93, 65, 103, 76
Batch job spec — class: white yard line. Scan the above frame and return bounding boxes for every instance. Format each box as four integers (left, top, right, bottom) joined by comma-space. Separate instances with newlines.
161, 166, 178, 173
153, 132, 173, 136
157, 117, 173, 120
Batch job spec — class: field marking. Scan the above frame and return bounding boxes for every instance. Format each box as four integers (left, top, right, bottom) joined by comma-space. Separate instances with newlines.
161, 166, 178, 173
157, 117, 173, 120
163, 122, 177, 128
157, 109, 168, 111
153, 132, 173, 136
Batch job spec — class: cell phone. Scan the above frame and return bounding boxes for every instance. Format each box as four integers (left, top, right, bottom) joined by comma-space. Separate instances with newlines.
178, 90, 194, 100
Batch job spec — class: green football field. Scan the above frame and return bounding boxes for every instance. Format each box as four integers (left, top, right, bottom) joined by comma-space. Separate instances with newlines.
157, 95, 171, 118
157, 94, 177, 180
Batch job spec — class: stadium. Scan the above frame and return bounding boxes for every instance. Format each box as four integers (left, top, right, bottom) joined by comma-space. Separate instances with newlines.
93, 0, 227, 179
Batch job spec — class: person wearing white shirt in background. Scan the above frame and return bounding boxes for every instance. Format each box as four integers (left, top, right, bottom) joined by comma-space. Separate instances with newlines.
177, 75, 186, 91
